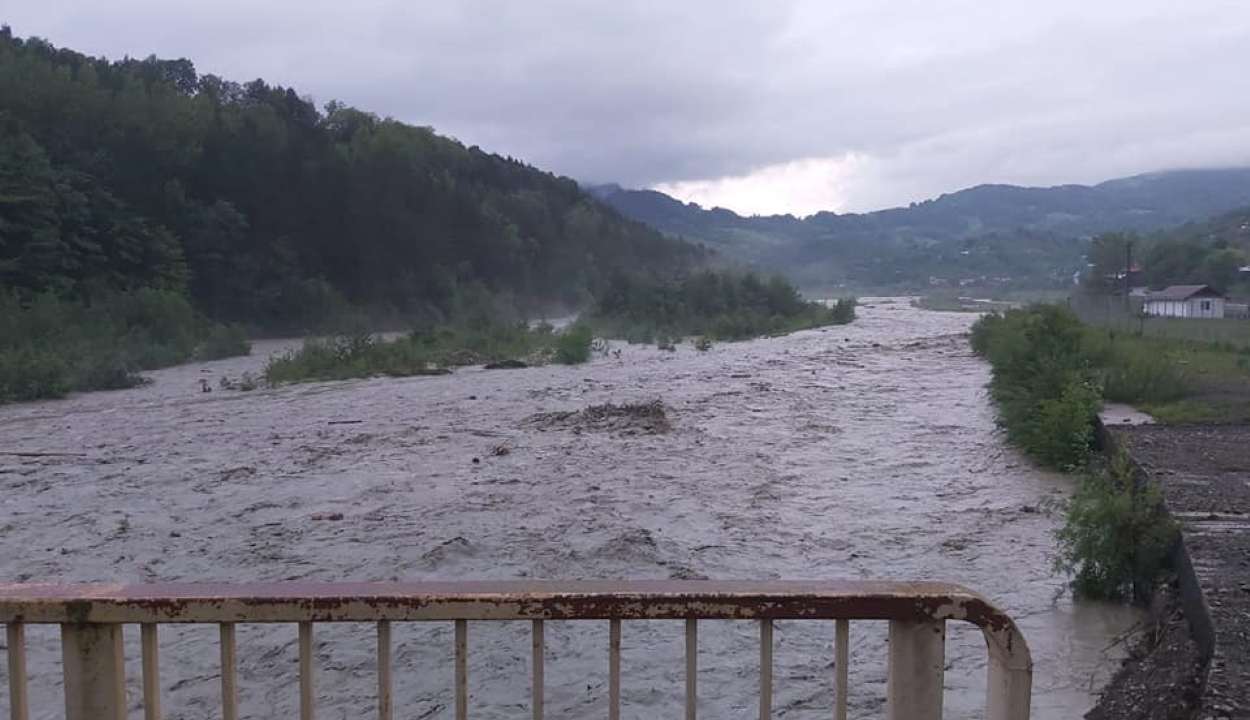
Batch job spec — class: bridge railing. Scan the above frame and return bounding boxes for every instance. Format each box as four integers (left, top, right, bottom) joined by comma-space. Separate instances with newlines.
0, 580, 1032, 720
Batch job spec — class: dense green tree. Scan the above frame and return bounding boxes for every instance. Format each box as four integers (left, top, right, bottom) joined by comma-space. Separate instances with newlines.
0, 131, 70, 295
1198, 248, 1247, 294
1134, 208, 1250, 295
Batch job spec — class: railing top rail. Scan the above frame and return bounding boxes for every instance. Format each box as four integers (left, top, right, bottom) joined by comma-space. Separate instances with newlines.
0, 580, 1020, 637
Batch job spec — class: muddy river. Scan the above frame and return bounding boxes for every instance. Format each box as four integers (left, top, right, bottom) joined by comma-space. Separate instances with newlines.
1, 298, 1140, 719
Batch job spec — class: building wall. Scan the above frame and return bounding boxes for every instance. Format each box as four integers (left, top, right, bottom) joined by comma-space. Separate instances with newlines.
1145, 300, 1183, 317
1188, 297, 1225, 319
1144, 297, 1225, 318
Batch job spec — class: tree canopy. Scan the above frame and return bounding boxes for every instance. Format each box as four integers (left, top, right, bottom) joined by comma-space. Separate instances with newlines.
1079, 209, 1250, 296
0, 28, 707, 330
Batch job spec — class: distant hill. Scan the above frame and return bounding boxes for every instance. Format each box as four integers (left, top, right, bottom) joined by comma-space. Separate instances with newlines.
590, 168, 1250, 289
0, 28, 706, 331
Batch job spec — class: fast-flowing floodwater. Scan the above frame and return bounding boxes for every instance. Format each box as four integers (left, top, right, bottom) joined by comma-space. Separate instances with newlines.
0, 298, 1140, 719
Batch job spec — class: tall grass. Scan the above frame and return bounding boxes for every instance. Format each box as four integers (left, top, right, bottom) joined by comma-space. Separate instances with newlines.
1082, 330, 1189, 404
264, 333, 435, 384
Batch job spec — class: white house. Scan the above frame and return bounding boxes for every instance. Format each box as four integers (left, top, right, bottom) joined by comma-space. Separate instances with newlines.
1141, 285, 1226, 319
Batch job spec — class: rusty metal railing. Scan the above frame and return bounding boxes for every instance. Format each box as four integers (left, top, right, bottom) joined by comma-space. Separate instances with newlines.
0, 580, 1032, 720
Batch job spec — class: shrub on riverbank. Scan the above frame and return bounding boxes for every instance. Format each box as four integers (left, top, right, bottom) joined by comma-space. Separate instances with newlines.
554, 324, 594, 364
972, 304, 1183, 600
972, 305, 1190, 468
585, 271, 855, 344
0, 290, 249, 402
1055, 448, 1179, 600
264, 318, 595, 385
974, 304, 1098, 469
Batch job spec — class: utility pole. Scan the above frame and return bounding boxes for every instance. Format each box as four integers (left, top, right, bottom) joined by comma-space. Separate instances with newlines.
1124, 239, 1134, 315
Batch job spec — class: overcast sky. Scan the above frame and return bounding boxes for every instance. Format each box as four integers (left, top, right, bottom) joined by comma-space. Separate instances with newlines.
7, 1, 1250, 215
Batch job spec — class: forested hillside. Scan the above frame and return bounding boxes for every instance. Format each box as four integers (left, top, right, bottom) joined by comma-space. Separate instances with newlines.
592, 168, 1250, 290
0, 28, 706, 331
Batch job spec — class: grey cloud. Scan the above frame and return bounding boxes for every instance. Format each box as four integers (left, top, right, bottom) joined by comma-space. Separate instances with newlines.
6, 0, 1250, 212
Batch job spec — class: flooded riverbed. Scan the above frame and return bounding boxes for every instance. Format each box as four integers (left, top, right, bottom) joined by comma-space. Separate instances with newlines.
0, 298, 1140, 719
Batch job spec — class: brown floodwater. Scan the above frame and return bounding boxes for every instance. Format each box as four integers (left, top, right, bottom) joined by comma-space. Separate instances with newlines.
0, 298, 1141, 719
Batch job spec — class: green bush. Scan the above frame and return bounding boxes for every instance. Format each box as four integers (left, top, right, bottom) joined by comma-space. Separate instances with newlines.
973, 304, 1100, 469
828, 297, 856, 324
0, 289, 220, 402
972, 304, 1190, 467
266, 319, 598, 385
555, 325, 593, 365
264, 340, 342, 384
1024, 381, 1101, 470
71, 351, 144, 392
968, 311, 1001, 355
0, 347, 70, 401
1055, 448, 1179, 600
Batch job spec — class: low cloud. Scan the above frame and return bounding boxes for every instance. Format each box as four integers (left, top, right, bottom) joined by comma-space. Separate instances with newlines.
7, 0, 1250, 213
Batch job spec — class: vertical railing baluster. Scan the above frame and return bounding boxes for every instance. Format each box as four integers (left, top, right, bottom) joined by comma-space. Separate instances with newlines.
759, 620, 773, 720
835, 620, 849, 720
377, 621, 392, 720
608, 619, 621, 720
531, 620, 544, 720
685, 619, 697, 720
455, 620, 468, 720
220, 623, 238, 720
6, 623, 29, 720
885, 619, 945, 720
299, 621, 315, 720
141, 623, 162, 720
62, 623, 125, 720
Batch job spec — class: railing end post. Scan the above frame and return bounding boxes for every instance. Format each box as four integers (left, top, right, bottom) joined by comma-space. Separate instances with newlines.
987, 657, 1032, 720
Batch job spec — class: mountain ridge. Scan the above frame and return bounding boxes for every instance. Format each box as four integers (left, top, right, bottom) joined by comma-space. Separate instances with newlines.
589, 167, 1250, 288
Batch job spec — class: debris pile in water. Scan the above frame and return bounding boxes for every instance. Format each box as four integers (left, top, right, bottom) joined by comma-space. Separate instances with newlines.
525, 400, 671, 435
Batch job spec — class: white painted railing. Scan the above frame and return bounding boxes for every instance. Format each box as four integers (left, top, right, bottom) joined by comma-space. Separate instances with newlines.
0, 580, 1032, 720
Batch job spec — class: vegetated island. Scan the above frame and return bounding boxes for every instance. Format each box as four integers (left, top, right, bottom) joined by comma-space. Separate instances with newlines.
263, 272, 857, 386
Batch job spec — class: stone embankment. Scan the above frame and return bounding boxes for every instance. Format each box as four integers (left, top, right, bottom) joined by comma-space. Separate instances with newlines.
1095, 422, 1250, 720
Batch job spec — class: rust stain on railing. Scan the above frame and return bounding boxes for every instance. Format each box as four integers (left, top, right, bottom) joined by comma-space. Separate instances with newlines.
0, 579, 1018, 624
